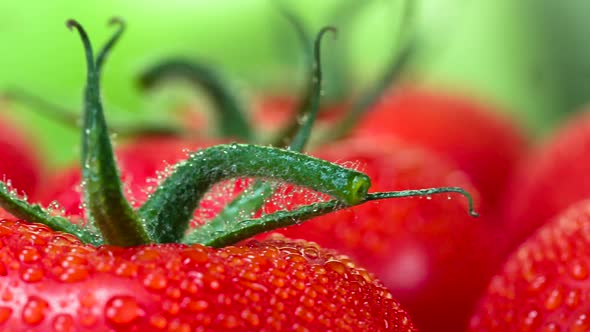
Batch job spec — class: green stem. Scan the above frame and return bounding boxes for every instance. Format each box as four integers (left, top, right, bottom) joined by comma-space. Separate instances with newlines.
0, 183, 102, 246
321, 0, 373, 102
289, 27, 336, 151
185, 187, 478, 247
185, 199, 342, 247
3, 89, 79, 125
3, 88, 188, 137
95, 17, 126, 73
138, 143, 370, 243
270, 5, 313, 147
365, 188, 479, 218
69, 19, 150, 246
274, 3, 312, 69
203, 26, 335, 238
320, 0, 416, 142
192, 182, 275, 236
138, 60, 253, 141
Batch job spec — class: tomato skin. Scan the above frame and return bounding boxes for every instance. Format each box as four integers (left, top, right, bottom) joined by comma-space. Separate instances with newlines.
0, 218, 416, 331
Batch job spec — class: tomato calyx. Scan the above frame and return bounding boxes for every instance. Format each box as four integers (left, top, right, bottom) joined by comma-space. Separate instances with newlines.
0, 18, 478, 250
199, 24, 335, 237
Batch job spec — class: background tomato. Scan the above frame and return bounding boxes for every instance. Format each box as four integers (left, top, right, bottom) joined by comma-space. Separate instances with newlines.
0, 0, 582, 166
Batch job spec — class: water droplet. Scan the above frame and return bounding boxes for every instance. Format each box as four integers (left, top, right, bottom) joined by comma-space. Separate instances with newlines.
241, 309, 260, 327
302, 247, 319, 260
105, 296, 145, 325
143, 272, 168, 291
541, 322, 559, 332
79, 313, 97, 327
52, 313, 74, 332
221, 314, 239, 329
59, 266, 90, 283
572, 313, 590, 332
569, 260, 589, 280
22, 296, 49, 325
294, 306, 315, 323
2, 289, 13, 302
149, 314, 168, 329
519, 309, 541, 331
79, 292, 96, 308
166, 287, 182, 300
565, 288, 581, 310
325, 260, 346, 275
20, 266, 44, 283
187, 300, 209, 312
161, 297, 182, 316
544, 287, 563, 311
114, 262, 138, 278
0, 307, 12, 324
527, 275, 547, 294
181, 248, 209, 265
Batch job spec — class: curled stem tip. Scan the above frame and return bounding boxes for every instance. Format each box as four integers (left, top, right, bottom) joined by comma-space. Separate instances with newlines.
66, 19, 94, 71
96, 17, 126, 71
318, 26, 337, 40
286, 25, 337, 150
314, 26, 337, 79
276, 3, 312, 59
66, 19, 83, 31
108, 16, 124, 26
366, 187, 479, 218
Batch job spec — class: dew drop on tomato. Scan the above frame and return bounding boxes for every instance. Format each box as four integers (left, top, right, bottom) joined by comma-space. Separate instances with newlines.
568, 260, 589, 280
22, 296, 49, 325
18, 246, 40, 263
52, 313, 74, 332
104, 295, 145, 326
142, 271, 168, 291
572, 314, 590, 332
19, 265, 44, 283
149, 314, 168, 329
543, 287, 564, 311
0, 307, 12, 324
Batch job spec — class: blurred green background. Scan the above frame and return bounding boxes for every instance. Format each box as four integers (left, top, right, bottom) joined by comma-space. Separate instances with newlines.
0, 0, 587, 166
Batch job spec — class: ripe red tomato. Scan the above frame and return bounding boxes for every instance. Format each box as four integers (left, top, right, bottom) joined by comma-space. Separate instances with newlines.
0, 218, 416, 331
354, 85, 529, 213
503, 110, 590, 249
469, 199, 590, 331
